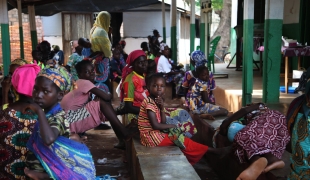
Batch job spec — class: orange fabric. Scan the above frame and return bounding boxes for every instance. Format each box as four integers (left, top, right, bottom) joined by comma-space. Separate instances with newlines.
158, 134, 208, 165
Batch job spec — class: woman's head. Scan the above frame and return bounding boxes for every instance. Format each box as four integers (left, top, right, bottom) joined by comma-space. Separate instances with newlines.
190, 50, 208, 68
146, 73, 166, 97
196, 65, 209, 82
119, 40, 126, 49
78, 38, 91, 48
32, 50, 42, 62
34, 66, 72, 110
10, 58, 28, 76
38, 40, 51, 52
125, 50, 147, 75
12, 64, 40, 98
76, 60, 95, 82
160, 43, 170, 58
94, 11, 111, 32
141, 42, 148, 52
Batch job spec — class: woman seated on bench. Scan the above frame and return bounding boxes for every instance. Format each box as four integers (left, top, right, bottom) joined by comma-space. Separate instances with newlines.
218, 103, 290, 180
189, 65, 228, 118
182, 50, 216, 107
138, 73, 231, 165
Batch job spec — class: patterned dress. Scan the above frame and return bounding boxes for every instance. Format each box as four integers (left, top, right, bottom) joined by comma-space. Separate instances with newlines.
233, 109, 290, 163
189, 78, 219, 114
110, 57, 126, 82
94, 56, 110, 93
67, 53, 84, 81
0, 107, 37, 179
183, 71, 216, 106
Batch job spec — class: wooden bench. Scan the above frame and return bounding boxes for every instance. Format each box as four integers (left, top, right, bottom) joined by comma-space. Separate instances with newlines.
127, 138, 200, 180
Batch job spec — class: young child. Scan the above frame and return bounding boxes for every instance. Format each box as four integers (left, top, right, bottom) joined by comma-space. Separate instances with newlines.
189, 65, 228, 118
61, 60, 133, 139
65, 45, 84, 81
23, 66, 96, 180
138, 73, 230, 165
110, 48, 126, 83
78, 37, 92, 58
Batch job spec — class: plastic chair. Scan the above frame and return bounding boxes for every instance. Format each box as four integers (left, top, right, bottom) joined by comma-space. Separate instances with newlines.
208, 36, 221, 73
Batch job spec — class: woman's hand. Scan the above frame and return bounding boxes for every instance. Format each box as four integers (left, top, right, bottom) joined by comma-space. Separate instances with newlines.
1, 76, 12, 93
22, 102, 42, 114
155, 96, 165, 111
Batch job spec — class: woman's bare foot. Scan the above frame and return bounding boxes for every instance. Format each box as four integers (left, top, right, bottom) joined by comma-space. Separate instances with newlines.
200, 114, 215, 120
24, 168, 50, 180
69, 133, 87, 143
263, 160, 285, 173
236, 157, 268, 180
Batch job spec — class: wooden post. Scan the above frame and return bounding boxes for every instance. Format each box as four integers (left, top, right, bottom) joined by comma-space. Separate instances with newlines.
162, 0, 166, 43
17, 0, 24, 58
28, 5, 38, 50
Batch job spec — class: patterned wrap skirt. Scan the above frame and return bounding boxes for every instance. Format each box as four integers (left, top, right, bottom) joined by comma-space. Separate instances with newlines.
233, 110, 290, 163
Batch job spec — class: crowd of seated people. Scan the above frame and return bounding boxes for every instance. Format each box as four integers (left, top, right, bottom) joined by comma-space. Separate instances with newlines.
1, 10, 306, 180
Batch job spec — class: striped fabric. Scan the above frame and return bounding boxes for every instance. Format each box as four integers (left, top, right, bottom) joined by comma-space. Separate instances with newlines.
138, 97, 166, 147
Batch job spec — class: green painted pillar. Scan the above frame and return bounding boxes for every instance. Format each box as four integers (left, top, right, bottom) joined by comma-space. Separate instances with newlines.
162, 0, 166, 43
190, 0, 196, 70
0, 0, 11, 76
242, 0, 254, 106
17, 0, 24, 58
28, 5, 38, 50
200, 3, 205, 55
170, 0, 177, 65
262, 0, 284, 103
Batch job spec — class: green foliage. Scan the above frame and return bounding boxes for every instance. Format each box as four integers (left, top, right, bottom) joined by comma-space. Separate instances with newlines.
212, 0, 223, 10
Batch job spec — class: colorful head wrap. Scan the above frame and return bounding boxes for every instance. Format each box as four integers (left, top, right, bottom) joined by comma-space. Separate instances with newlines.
11, 58, 28, 66
38, 66, 72, 93
191, 50, 208, 68
11, 64, 40, 97
160, 43, 168, 52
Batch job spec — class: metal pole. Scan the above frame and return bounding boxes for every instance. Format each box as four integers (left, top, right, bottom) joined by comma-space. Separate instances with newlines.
170, 0, 177, 64
190, 0, 196, 70
199, 0, 205, 54
17, 0, 24, 58
0, 0, 11, 76
162, 0, 166, 43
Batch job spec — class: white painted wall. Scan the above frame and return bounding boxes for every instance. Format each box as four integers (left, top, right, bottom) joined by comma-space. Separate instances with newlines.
41, 13, 63, 50
283, 0, 300, 24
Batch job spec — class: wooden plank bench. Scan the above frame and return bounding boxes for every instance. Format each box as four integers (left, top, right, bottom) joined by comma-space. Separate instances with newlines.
127, 138, 200, 180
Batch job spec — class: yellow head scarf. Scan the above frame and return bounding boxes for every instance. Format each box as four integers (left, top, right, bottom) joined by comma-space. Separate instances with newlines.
93, 11, 110, 32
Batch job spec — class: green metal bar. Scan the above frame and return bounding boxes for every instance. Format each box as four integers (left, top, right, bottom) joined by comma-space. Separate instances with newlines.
171, 26, 177, 65
242, 19, 254, 106
1, 23, 11, 76
163, 27, 166, 43
30, 30, 38, 50
200, 22, 205, 54
19, 26, 24, 58
190, 24, 195, 70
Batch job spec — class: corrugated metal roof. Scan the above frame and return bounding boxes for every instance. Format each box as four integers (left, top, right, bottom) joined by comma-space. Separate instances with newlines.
8, 0, 159, 16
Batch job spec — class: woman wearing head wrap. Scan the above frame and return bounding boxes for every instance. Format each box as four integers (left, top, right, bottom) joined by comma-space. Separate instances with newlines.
286, 67, 310, 179
0, 64, 40, 179
1, 59, 28, 105
24, 66, 96, 180
90, 11, 113, 94
217, 103, 289, 180
182, 50, 215, 107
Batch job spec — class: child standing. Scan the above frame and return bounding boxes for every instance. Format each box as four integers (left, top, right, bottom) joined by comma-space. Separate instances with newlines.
23, 66, 95, 180
189, 65, 228, 118
66, 45, 84, 81
138, 73, 230, 165
110, 49, 126, 83
78, 37, 92, 58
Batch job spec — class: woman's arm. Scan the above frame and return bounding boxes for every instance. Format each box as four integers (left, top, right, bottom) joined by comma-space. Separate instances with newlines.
201, 91, 213, 104
89, 87, 112, 101
23, 103, 59, 146
219, 103, 261, 136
